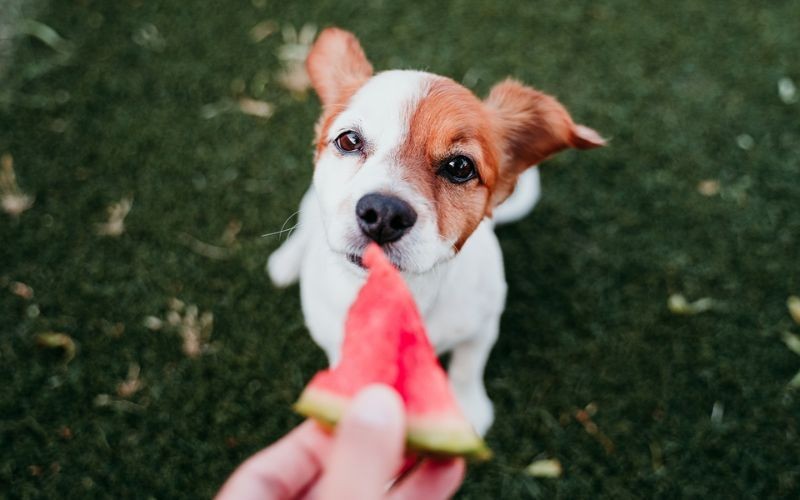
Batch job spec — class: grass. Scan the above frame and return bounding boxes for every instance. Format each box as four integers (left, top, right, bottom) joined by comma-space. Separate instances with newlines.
1, 0, 799, 497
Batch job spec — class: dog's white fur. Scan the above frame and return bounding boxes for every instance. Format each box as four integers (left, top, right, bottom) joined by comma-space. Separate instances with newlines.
267, 29, 601, 435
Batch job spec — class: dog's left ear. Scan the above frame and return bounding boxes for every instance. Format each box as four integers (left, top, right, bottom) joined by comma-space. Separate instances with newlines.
306, 28, 374, 109
485, 79, 605, 206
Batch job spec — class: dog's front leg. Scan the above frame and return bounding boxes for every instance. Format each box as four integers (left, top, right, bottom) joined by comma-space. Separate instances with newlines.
266, 188, 316, 288
447, 324, 499, 436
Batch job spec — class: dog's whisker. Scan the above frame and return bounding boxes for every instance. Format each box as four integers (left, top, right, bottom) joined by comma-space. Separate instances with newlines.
261, 210, 301, 238
261, 223, 299, 238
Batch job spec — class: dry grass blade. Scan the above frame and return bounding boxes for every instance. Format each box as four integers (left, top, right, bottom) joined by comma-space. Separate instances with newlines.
117, 363, 143, 397
574, 406, 615, 454
178, 232, 232, 260
34, 332, 76, 363
93, 394, 145, 413
17, 19, 73, 56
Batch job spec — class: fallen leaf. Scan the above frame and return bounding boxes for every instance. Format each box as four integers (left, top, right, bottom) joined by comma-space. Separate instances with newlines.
35, 332, 76, 363
168, 297, 185, 312
525, 459, 562, 478
132, 23, 166, 52
697, 179, 720, 196
200, 98, 237, 119
143, 316, 163, 331
277, 64, 311, 94
250, 20, 277, 43
1, 153, 35, 217
668, 294, 714, 315
710, 401, 724, 425
116, 363, 143, 397
238, 97, 274, 118
179, 307, 214, 358
95, 196, 133, 237
276, 23, 315, 94
221, 219, 242, 246
735, 134, 754, 150
649, 442, 664, 472
167, 310, 181, 326
778, 77, 798, 104
787, 296, 800, 325
789, 370, 800, 389
781, 331, 800, 356
10, 281, 34, 299
152, 299, 214, 358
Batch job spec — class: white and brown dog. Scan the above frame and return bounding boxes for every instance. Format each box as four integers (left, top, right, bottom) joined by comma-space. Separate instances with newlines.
267, 28, 604, 435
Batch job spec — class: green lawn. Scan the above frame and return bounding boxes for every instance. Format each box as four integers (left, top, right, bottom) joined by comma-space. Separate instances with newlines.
2, 0, 799, 498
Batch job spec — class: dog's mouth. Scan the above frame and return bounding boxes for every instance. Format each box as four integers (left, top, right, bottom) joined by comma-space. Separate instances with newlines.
346, 253, 365, 269
346, 248, 405, 272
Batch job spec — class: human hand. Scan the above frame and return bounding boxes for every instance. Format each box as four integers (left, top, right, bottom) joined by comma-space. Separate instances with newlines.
216, 384, 465, 499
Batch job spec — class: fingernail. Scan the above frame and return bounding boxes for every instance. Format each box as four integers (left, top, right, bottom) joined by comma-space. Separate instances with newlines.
349, 385, 402, 428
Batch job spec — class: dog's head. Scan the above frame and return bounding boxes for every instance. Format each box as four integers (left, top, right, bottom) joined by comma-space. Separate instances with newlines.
306, 28, 604, 274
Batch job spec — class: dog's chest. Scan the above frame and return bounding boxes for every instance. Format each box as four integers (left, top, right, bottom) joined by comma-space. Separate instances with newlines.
300, 221, 506, 358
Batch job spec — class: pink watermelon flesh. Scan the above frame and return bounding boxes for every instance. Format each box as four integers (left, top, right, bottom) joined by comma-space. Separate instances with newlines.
294, 243, 490, 459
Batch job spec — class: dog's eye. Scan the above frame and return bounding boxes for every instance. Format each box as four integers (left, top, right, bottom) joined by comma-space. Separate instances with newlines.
440, 156, 477, 184
334, 131, 364, 153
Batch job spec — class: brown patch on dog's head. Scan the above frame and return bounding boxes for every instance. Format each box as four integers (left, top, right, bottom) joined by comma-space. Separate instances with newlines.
484, 79, 605, 206
399, 78, 500, 249
306, 28, 374, 155
398, 77, 604, 248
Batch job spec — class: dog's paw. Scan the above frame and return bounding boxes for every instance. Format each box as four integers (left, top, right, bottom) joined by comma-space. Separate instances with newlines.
452, 384, 495, 436
266, 249, 300, 288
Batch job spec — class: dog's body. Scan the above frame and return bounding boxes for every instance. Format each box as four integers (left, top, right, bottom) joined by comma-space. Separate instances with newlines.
267, 29, 603, 435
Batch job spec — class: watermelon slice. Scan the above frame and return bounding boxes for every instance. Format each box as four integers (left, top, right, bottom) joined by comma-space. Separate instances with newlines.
294, 243, 490, 459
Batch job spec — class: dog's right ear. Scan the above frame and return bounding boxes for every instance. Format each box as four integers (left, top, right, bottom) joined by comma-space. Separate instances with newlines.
306, 28, 374, 109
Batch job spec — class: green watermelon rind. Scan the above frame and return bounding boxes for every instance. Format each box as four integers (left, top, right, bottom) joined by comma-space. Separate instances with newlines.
294, 387, 491, 461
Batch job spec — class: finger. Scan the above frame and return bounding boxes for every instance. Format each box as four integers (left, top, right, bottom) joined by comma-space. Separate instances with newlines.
216, 420, 332, 500
314, 385, 406, 499
388, 458, 465, 500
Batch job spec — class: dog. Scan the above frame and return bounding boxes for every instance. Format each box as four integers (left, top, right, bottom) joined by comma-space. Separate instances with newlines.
267, 28, 604, 435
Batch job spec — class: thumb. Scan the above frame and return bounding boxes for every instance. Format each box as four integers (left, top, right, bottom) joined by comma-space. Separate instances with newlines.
315, 385, 406, 499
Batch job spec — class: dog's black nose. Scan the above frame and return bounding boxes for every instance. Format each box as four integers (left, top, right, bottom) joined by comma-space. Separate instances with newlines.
356, 193, 417, 244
